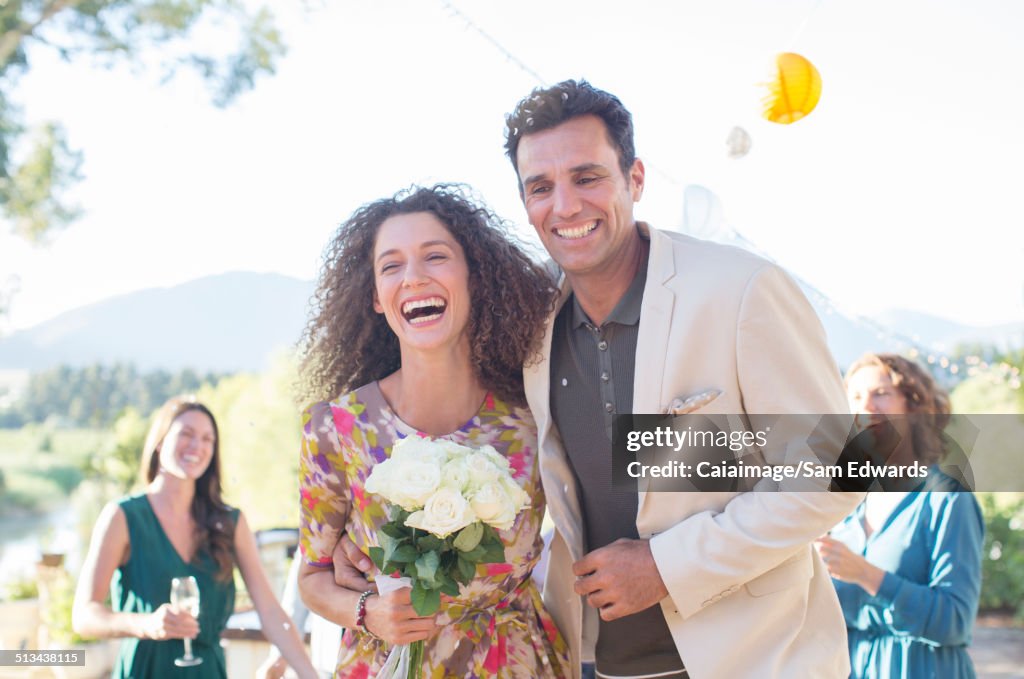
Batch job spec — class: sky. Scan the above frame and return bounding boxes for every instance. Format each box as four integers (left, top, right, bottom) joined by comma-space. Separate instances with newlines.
1, 0, 1022, 333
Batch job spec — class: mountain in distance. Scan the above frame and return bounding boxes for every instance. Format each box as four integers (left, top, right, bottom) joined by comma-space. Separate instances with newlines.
0, 271, 1017, 374
873, 309, 1022, 355
800, 284, 1020, 370
0, 272, 315, 373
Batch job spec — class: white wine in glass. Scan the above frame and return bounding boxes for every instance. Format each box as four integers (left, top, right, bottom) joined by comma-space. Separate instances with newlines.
170, 576, 203, 667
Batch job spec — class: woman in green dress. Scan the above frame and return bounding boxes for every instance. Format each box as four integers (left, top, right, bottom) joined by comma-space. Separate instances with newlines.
72, 396, 318, 679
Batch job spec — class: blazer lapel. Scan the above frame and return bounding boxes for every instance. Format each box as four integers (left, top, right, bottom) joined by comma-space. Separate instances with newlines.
525, 273, 585, 561
634, 224, 677, 506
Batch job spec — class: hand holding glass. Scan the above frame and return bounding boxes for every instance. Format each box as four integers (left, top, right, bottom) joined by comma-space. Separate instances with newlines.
170, 576, 202, 667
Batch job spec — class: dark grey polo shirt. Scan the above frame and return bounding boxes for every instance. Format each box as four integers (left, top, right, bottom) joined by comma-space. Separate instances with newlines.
550, 246, 685, 678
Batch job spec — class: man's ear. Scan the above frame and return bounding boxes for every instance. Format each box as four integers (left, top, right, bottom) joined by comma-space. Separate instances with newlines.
630, 158, 646, 202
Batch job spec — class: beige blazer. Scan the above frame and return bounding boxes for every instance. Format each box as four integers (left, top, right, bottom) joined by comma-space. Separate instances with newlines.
526, 224, 863, 679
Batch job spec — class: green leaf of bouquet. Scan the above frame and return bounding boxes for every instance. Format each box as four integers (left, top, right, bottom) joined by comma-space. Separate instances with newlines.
391, 544, 419, 563
480, 524, 503, 542
458, 544, 487, 563
479, 540, 506, 564
415, 550, 441, 586
378, 532, 398, 563
380, 522, 408, 540
417, 534, 444, 552
479, 527, 505, 549
368, 547, 385, 571
453, 522, 484, 553
456, 556, 477, 584
439, 574, 461, 597
411, 581, 441, 616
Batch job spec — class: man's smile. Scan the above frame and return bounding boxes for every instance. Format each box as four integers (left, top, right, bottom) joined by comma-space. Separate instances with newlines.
553, 220, 598, 240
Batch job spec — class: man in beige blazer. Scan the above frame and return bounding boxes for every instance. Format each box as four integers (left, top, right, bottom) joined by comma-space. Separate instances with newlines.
505, 80, 863, 678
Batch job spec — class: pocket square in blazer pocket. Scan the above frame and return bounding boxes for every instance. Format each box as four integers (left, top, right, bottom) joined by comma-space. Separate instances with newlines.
667, 389, 723, 415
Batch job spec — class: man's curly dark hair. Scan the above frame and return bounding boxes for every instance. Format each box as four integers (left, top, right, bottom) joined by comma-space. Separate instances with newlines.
504, 79, 636, 183
298, 184, 556, 406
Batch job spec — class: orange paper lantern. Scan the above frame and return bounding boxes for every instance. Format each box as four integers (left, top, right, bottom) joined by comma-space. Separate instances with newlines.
761, 52, 822, 124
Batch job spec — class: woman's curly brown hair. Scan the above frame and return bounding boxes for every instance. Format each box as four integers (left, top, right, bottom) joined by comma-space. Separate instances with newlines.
298, 184, 556, 406
846, 353, 952, 465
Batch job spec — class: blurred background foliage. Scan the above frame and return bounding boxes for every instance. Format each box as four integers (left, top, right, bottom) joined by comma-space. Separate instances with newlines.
0, 363, 228, 428
978, 494, 1024, 620
0, 0, 286, 244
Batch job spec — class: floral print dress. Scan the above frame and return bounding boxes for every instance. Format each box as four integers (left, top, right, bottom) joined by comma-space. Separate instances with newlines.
299, 382, 570, 679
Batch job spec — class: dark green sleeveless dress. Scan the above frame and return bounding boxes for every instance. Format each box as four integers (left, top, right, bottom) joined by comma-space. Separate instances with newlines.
110, 493, 237, 679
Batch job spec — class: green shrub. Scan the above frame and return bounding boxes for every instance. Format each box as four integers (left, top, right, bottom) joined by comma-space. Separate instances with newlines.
0, 471, 65, 511
39, 464, 84, 494
1, 576, 38, 601
41, 573, 91, 645
979, 493, 1024, 620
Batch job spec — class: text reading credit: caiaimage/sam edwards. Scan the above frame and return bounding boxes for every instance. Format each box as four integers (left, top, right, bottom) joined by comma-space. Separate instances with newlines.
626, 459, 930, 482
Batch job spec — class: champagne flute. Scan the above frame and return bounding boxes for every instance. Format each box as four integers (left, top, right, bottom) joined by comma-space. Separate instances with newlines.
170, 576, 203, 667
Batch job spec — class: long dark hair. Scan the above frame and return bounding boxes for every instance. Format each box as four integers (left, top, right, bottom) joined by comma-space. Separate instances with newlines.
298, 184, 556, 405
140, 396, 235, 581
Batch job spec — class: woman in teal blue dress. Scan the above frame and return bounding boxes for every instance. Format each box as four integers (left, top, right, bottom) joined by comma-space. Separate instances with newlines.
72, 396, 318, 679
817, 354, 984, 679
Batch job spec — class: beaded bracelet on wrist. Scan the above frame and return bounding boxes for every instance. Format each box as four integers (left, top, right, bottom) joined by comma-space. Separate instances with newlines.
355, 590, 382, 642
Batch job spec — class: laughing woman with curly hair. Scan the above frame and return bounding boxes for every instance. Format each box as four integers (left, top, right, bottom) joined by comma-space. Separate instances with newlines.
295, 184, 570, 678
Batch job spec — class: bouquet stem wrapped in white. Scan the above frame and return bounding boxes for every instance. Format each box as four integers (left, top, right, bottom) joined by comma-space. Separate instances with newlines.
364, 436, 531, 679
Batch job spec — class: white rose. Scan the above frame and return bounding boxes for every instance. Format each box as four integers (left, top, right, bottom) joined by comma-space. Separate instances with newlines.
368, 456, 442, 511
499, 475, 531, 512
469, 482, 518, 531
436, 440, 474, 463
478, 445, 511, 472
364, 458, 395, 496
405, 487, 477, 537
391, 437, 447, 466
465, 452, 501, 489
439, 457, 469, 492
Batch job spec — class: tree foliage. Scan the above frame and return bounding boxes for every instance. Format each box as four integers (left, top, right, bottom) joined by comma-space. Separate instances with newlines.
950, 344, 1024, 414
194, 355, 303, 530
0, 0, 286, 241
1, 362, 228, 427
979, 493, 1024, 620
89, 405, 147, 493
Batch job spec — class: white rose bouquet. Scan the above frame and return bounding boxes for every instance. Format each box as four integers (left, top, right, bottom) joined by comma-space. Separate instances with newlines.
364, 436, 531, 679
